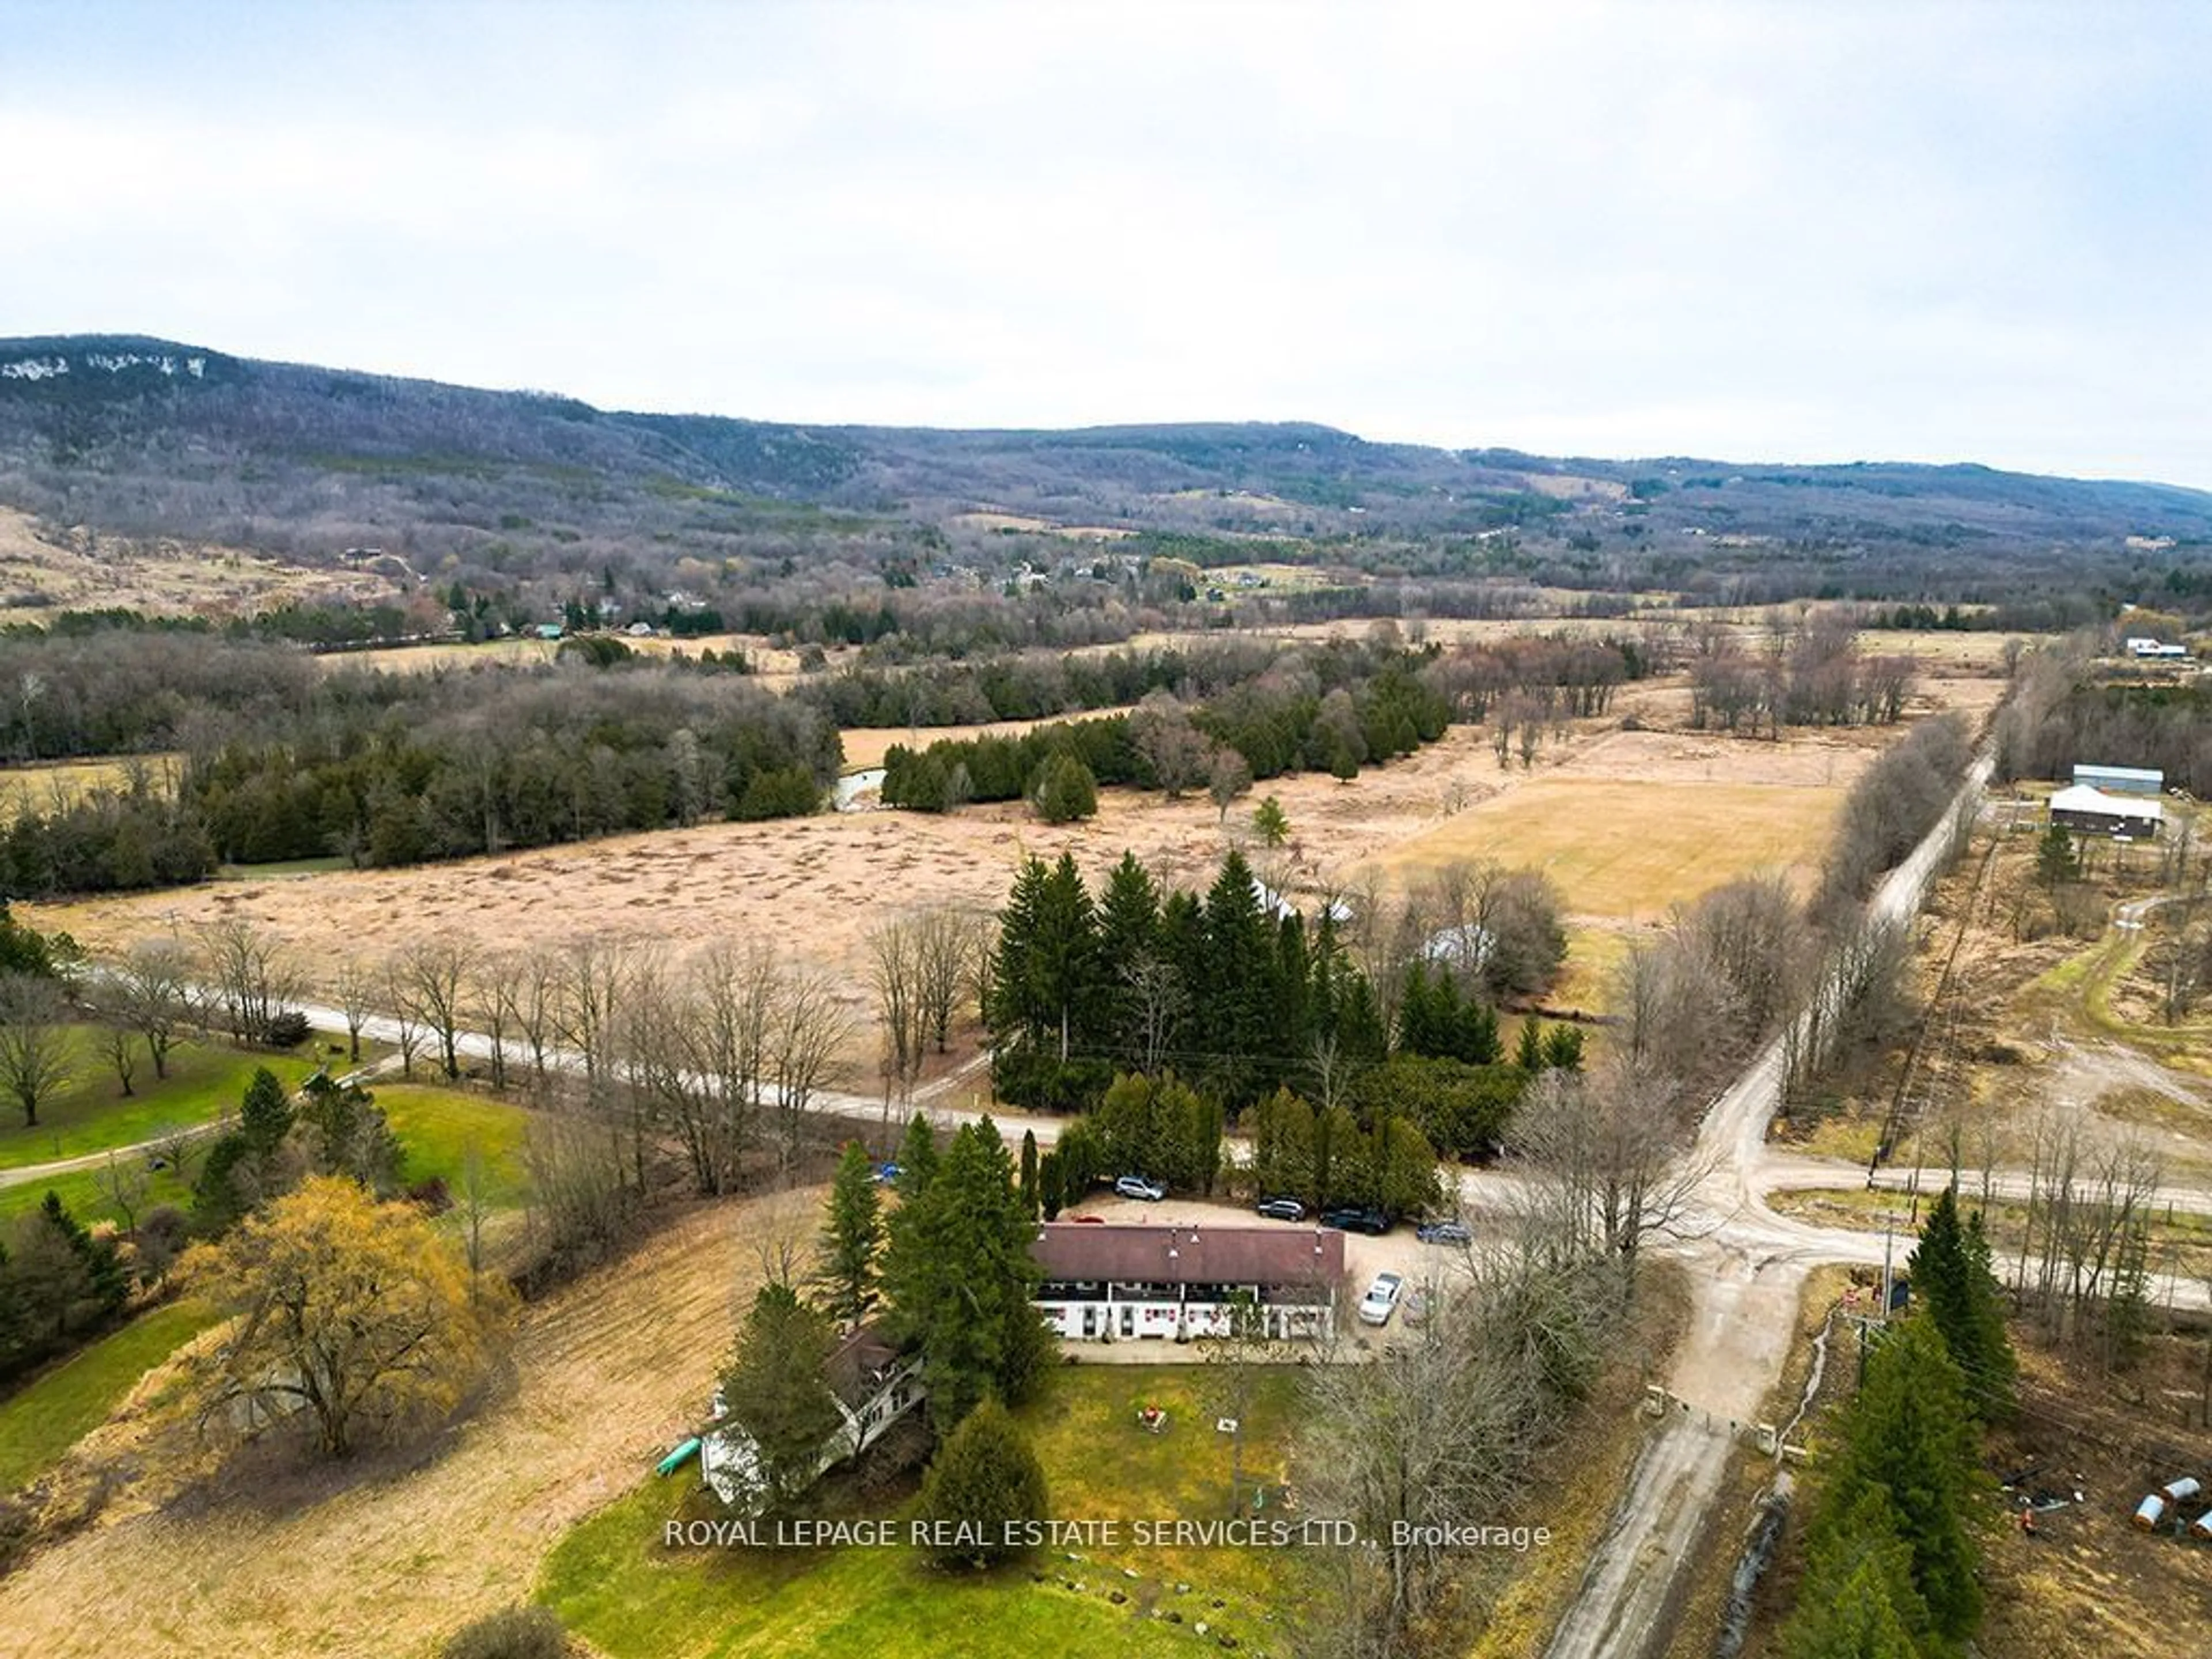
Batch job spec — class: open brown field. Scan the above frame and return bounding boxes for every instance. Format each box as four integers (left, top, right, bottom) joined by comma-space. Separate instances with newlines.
327, 632, 808, 680
0, 753, 180, 810
836, 706, 1138, 772
0, 507, 397, 624
24, 684, 1890, 1058
0, 1196, 763, 1659
1378, 777, 1843, 921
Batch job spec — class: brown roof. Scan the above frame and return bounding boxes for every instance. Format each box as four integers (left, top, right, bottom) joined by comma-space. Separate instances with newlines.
1031, 1222, 1345, 1287
824, 1323, 908, 1410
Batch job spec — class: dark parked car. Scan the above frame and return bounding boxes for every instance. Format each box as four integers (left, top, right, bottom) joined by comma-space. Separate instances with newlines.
1416, 1219, 1472, 1245
1254, 1195, 1306, 1222
1319, 1206, 1390, 1236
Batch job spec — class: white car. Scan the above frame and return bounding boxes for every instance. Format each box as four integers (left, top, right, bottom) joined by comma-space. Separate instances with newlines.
1357, 1271, 1404, 1326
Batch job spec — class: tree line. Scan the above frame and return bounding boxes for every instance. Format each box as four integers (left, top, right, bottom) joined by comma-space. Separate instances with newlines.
180, 668, 838, 870
983, 847, 1570, 1160
1774, 1188, 2014, 1657
881, 645, 1453, 812
1687, 611, 1918, 735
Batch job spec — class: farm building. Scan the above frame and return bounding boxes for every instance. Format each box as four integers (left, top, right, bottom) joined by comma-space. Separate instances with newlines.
699, 1324, 923, 1512
1032, 1222, 1345, 1344
2071, 764, 2164, 796
2124, 637, 2191, 660
2048, 784, 2163, 839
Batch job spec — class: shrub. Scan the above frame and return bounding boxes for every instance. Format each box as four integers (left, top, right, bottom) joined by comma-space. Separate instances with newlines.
1027, 752, 1097, 824
915, 1397, 1048, 1569
441, 1605, 569, 1659
259, 1010, 312, 1049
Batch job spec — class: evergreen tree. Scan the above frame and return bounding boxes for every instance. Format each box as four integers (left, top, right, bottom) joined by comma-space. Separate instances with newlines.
1031, 854, 1104, 1063
297, 1072, 404, 1193
1202, 851, 1277, 1104
882, 1118, 1053, 1429
1906, 1187, 2017, 1422
2034, 821, 2079, 890
191, 1132, 255, 1236
1018, 1130, 1040, 1218
1779, 1456, 1931, 1657
1515, 1016, 1544, 1073
1251, 796, 1290, 848
1542, 1023, 1586, 1073
1248, 1086, 1317, 1203
1096, 853, 1161, 1059
1399, 961, 1440, 1056
239, 1066, 295, 1173
19, 1191, 127, 1340
1270, 914, 1313, 1090
1332, 972, 1389, 1064
718, 1282, 844, 1514
1027, 752, 1098, 824
0, 1233, 24, 1375
2107, 1222, 2153, 1372
1054, 1117, 1107, 1199
1453, 992, 1501, 1065
987, 858, 1049, 1052
1036, 1147, 1065, 1219
1373, 1115, 1444, 1220
1828, 1316, 1984, 1645
819, 1142, 883, 1325
914, 1396, 1049, 1569
895, 1113, 939, 1203
1312, 1101, 1365, 1208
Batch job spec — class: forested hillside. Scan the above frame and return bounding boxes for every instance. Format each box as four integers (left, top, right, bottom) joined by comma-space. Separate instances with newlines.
5, 335, 2209, 640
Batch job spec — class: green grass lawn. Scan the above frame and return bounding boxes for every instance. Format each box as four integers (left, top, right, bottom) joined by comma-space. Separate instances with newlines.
376, 1084, 531, 1204
0, 1075, 531, 1230
540, 1365, 1313, 1659
0, 1297, 221, 1492
0, 1159, 195, 1228
0, 1032, 323, 1172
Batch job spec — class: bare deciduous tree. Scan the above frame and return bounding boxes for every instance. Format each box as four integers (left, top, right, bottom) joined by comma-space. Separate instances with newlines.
774, 965, 853, 1172
0, 972, 74, 1127
115, 939, 191, 1079
384, 957, 427, 1080
329, 956, 378, 1067
1508, 1061, 1716, 1275
198, 917, 298, 1044
868, 919, 927, 1108
398, 937, 474, 1081
914, 907, 986, 1054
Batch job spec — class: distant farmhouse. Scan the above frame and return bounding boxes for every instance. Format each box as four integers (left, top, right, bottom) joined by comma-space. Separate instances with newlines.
2050, 783, 2163, 840
2123, 635, 2191, 660
2071, 764, 2164, 797
700, 1324, 923, 1512
1032, 1222, 1345, 1344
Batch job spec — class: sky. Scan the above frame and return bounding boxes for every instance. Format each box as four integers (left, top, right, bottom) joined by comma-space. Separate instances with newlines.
5, 0, 2211, 487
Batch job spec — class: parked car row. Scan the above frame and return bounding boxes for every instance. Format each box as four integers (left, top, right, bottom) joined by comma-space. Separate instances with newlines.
1099, 1178, 1474, 1247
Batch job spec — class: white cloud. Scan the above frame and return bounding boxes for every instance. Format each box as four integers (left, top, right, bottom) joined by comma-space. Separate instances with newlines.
2, 0, 2209, 484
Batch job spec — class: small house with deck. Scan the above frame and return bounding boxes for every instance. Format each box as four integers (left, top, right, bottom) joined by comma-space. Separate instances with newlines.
699, 1324, 923, 1512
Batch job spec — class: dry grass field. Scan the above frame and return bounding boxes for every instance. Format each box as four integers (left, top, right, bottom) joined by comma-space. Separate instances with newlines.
23, 687, 1892, 1055
328, 632, 808, 680
0, 753, 179, 810
0, 1196, 764, 1659
1380, 778, 1844, 920
0, 507, 395, 624
835, 707, 1138, 772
